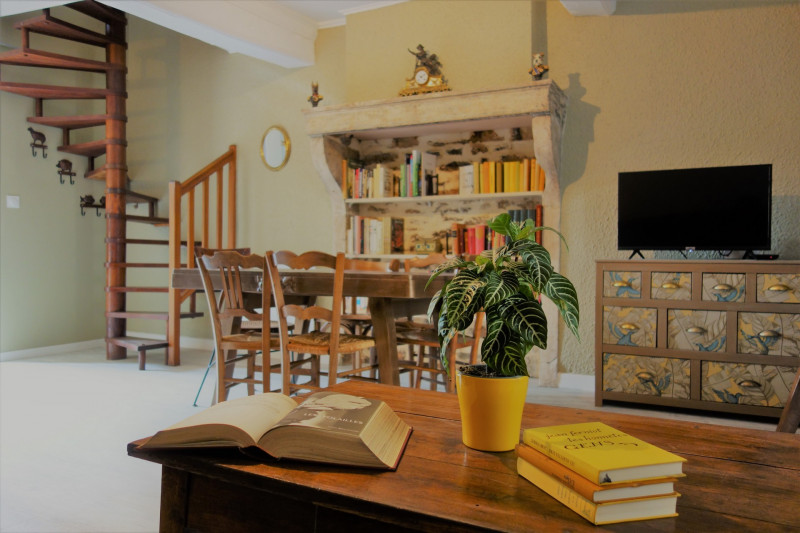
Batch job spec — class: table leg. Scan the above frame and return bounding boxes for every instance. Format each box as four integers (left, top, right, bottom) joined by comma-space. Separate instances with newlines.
368, 297, 400, 386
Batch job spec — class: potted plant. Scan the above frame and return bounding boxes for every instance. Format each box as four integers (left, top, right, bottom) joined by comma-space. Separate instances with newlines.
427, 213, 580, 451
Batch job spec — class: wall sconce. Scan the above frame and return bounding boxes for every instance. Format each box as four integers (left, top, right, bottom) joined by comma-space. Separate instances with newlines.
80, 194, 105, 217
56, 159, 76, 185
28, 127, 47, 158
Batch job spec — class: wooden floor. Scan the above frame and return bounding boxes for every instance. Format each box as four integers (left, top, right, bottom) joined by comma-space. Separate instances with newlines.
0, 345, 781, 532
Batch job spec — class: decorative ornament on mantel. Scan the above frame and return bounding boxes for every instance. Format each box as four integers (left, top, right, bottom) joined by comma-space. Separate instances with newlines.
399, 44, 451, 97
308, 82, 323, 107
529, 52, 549, 80
28, 127, 47, 158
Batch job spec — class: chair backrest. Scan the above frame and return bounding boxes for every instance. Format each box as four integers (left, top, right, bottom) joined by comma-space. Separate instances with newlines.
267, 250, 346, 352
196, 250, 268, 343
403, 253, 448, 272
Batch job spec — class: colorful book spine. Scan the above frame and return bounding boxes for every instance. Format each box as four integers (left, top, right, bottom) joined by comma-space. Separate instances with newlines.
517, 458, 679, 525
516, 444, 676, 503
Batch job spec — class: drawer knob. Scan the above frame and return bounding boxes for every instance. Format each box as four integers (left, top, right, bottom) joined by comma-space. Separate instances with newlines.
738, 380, 762, 389
758, 330, 781, 338
712, 283, 734, 291
767, 284, 791, 292
661, 282, 680, 289
619, 322, 640, 331
612, 281, 631, 288
687, 326, 707, 334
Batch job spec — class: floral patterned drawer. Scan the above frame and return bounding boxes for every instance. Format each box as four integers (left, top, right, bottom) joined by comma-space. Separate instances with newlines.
603, 271, 642, 298
701, 273, 745, 303
602, 353, 690, 399
702, 361, 797, 407
667, 309, 726, 352
602, 306, 656, 347
757, 273, 800, 304
738, 312, 800, 357
651, 272, 692, 300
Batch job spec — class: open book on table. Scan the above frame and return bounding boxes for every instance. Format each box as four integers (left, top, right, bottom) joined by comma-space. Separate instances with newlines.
138, 391, 412, 470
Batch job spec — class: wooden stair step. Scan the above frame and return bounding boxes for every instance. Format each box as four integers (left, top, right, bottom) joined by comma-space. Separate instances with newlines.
126, 190, 159, 205
106, 262, 169, 268
84, 166, 106, 181
106, 286, 168, 293
0, 81, 117, 100
59, 139, 113, 158
107, 311, 203, 320
28, 114, 111, 129
106, 336, 168, 370
16, 12, 123, 47
0, 48, 123, 72
126, 214, 169, 226
67, 1, 127, 26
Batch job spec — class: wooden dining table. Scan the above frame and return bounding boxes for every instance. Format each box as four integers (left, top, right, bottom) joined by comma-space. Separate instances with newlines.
172, 267, 447, 385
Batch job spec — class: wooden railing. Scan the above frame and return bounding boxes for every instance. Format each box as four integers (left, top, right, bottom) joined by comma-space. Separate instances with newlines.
167, 144, 237, 365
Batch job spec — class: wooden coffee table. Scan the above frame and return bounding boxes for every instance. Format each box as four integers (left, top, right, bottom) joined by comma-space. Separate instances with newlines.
128, 381, 800, 532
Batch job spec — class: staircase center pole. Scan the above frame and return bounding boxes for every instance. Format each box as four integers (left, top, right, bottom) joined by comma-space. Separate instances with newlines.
105, 18, 127, 359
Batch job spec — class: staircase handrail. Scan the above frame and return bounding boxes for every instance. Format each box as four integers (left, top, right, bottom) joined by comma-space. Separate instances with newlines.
168, 144, 237, 365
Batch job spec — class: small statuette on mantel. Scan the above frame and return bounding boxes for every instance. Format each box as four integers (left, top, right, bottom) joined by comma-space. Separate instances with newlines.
529, 52, 549, 80
308, 82, 323, 107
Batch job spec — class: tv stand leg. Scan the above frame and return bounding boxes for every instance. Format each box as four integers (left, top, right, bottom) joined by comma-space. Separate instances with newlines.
628, 250, 644, 260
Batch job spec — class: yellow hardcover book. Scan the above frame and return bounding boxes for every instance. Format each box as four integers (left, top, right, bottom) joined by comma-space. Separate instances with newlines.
472, 161, 481, 193
495, 162, 502, 193
516, 444, 679, 502
522, 158, 531, 191
482, 161, 492, 193
532, 158, 541, 190
517, 457, 679, 525
487, 162, 495, 193
539, 165, 546, 191
522, 422, 686, 484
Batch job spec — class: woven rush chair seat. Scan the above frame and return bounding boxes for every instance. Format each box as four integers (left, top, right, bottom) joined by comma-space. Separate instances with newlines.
286, 331, 375, 354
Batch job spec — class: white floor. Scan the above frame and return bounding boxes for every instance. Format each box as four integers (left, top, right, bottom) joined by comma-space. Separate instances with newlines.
0, 345, 780, 532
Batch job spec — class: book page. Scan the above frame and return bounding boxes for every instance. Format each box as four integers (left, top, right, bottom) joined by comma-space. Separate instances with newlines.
267, 392, 379, 436
162, 393, 298, 444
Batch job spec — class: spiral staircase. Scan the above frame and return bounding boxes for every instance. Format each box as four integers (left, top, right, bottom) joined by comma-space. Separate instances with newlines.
0, 0, 212, 368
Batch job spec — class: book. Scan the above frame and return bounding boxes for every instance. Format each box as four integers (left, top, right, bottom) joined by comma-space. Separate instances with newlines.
458, 164, 474, 195
138, 391, 412, 470
522, 422, 686, 484
517, 457, 679, 525
516, 444, 678, 502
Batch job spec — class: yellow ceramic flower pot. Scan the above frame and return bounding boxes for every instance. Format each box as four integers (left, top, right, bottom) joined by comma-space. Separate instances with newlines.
456, 368, 529, 452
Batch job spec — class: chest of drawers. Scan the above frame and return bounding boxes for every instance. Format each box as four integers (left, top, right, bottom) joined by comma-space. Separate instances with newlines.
596, 260, 800, 418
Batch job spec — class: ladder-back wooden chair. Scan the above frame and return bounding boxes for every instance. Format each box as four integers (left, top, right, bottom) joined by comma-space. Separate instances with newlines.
395, 254, 483, 392
192, 247, 251, 405
197, 250, 279, 403
266, 250, 376, 395
777, 367, 800, 433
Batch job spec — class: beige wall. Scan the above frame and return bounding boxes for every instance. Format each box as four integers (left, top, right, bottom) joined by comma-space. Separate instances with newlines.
547, 0, 800, 373
2, 1, 798, 382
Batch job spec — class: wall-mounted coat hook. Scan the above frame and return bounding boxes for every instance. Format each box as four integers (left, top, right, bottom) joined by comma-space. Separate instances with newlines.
56, 159, 76, 185
80, 194, 104, 217
28, 127, 47, 158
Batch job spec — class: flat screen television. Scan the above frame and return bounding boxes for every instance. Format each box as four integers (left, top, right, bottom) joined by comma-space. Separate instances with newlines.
617, 164, 772, 256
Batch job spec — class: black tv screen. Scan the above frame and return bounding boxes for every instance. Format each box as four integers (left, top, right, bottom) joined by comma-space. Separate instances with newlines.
618, 164, 772, 253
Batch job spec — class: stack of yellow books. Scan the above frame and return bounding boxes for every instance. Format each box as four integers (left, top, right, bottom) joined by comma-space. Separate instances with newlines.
517, 421, 686, 525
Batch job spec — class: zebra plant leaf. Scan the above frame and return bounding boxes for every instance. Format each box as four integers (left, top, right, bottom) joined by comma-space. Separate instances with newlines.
501, 295, 548, 349
482, 270, 519, 308
544, 272, 580, 339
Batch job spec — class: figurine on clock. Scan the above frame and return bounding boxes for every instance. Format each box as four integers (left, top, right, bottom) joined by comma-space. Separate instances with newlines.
400, 44, 451, 96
